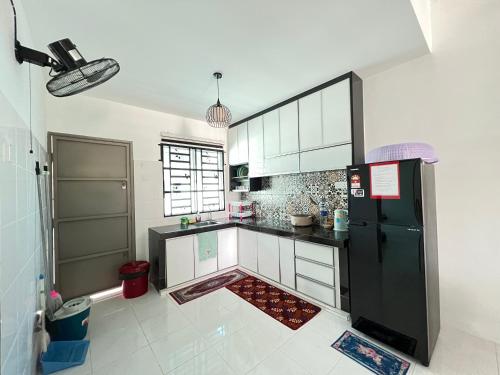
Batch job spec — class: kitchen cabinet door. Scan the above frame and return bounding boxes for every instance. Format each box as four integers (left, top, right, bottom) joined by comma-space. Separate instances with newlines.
322, 79, 351, 146
194, 234, 217, 278
237, 123, 249, 164
228, 127, 239, 166
166, 236, 194, 287
263, 153, 299, 176
279, 102, 299, 154
247, 117, 264, 177
238, 229, 258, 272
257, 233, 280, 282
299, 144, 352, 173
218, 228, 238, 270
279, 237, 295, 289
298, 91, 322, 151
263, 109, 280, 158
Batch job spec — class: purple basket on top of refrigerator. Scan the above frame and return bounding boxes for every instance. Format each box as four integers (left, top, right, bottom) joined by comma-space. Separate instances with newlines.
366, 143, 438, 164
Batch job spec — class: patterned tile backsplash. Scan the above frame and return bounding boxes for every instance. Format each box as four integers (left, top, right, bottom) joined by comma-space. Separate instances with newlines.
241, 170, 348, 222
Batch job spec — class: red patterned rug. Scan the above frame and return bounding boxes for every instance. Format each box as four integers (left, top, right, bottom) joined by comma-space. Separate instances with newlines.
226, 275, 321, 330
170, 269, 248, 304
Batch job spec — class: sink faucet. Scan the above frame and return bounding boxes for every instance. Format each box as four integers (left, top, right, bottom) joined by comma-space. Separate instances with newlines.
207, 212, 213, 221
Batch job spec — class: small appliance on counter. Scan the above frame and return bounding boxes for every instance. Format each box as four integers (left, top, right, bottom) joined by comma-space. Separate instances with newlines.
290, 214, 313, 227
333, 209, 348, 231
229, 201, 255, 220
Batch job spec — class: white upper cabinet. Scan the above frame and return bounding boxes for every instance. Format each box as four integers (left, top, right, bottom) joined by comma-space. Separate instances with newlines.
279, 102, 299, 154
298, 91, 322, 151
322, 79, 351, 145
228, 123, 249, 166
227, 127, 239, 166
263, 110, 280, 158
247, 117, 264, 177
237, 123, 249, 164
300, 143, 352, 173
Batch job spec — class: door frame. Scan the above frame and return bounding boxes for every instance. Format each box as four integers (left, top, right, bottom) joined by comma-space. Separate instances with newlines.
48, 132, 136, 294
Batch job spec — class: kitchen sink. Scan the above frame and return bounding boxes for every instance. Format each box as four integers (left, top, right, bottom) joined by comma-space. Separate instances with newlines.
192, 220, 221, 227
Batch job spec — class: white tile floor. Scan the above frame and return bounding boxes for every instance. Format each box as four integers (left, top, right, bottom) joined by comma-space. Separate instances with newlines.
58, 282, 500, 375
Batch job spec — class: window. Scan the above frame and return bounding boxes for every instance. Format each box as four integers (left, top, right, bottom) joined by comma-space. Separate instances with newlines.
161, 141, 225, 217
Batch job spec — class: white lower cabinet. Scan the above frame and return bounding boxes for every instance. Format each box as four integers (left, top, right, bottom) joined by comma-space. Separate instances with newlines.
166, 236, 194, 288
238, 229, 258, 272
257, 233, 280, 282
194, 233, 217, 278
279, 237, 295, 289
217, 228, 238, 270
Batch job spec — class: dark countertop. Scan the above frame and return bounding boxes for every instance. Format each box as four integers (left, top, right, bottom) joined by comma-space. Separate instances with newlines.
149, 218, 349, 248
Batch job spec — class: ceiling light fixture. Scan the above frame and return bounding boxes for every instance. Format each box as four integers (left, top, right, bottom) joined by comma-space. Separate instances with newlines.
9, 0, 120, 97
206, 72, 232, 128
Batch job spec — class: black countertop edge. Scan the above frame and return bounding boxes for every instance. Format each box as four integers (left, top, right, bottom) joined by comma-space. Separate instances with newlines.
149, 219, 349, 248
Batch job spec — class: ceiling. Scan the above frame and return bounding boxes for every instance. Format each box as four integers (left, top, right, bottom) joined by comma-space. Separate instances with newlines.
22, 0, 429, 123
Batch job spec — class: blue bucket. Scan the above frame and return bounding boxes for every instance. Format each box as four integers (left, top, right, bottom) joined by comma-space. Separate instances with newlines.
41, 340, 90, 375
47, 297, 92, 341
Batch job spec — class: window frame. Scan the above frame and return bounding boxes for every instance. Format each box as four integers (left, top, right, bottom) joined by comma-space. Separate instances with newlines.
160, 140, 226, 218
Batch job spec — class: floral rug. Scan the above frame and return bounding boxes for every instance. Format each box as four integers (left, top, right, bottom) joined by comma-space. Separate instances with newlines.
226, 275, 321, 330
170, 269, 248, 304
332, 331, 411, 375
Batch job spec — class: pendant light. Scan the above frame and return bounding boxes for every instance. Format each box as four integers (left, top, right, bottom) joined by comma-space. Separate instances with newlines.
206, 72, 232, 128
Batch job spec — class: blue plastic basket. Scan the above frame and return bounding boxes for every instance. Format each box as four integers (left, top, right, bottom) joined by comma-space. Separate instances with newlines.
41, 340, 90, 375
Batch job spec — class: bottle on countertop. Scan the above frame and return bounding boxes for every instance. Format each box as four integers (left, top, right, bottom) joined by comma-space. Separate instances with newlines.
319, 198, 329, 226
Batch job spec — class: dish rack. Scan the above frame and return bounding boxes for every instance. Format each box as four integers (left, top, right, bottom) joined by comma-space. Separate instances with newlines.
228, 201, 255, 220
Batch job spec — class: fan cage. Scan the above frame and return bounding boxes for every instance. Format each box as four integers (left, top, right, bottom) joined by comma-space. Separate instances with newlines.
206, 102, 232, 128
46, 58, 120, 97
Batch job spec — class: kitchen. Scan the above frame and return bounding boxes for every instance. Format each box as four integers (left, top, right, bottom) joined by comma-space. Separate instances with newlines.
1, 1, 500, 375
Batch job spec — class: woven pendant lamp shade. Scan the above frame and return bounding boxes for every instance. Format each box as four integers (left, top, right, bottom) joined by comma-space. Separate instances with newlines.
206, 72, 232, 128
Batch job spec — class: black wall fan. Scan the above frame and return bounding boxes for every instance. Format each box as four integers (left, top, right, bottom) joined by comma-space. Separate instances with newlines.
10, 0, 120, 97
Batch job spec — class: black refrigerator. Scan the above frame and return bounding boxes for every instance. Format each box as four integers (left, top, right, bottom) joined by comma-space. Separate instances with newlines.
347, 158, 440, 366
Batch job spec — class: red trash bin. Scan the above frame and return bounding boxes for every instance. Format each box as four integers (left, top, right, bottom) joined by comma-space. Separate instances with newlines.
119, 261, 150, 299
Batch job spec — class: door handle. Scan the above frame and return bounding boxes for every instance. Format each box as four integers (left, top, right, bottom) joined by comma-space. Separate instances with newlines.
121, 181, 127, 190
377, 229, 384, 263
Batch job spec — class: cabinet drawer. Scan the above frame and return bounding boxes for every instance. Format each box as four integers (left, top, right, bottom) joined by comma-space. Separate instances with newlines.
296, 258, 334, 286
296, 276, 335, 307
295, 241, 334, 266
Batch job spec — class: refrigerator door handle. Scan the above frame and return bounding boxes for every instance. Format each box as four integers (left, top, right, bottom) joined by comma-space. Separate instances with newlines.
377, 228, 384, 263
418, 234, 424, 274
350, 221, 368, 227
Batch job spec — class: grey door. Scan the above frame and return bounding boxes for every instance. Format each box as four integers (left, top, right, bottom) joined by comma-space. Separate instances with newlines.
50, 133, 135, 299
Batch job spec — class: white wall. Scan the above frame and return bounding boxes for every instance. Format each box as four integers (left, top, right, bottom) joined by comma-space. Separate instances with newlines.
46, 95, 228, 261
363, 0, 500, 343
0, 0, 48, 374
